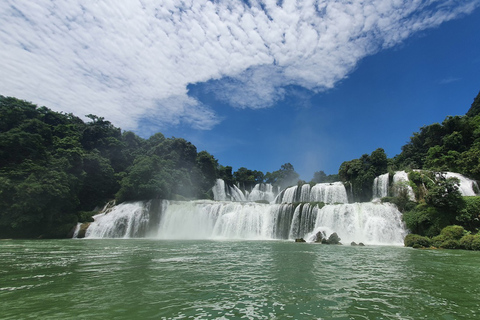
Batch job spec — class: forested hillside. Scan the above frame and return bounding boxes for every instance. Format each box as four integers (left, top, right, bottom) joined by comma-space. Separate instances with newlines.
0, 96, 220, 237
394, 91, 480, 177
337, 91, 480, 247
0, 96, 305, 238
1, 91, 479, 239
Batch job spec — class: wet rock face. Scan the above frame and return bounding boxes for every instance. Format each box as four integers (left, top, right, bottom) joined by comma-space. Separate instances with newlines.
77, 223, 91, 239
295, 238, 306, 242
314, 231, 324, 243
325, 232, 341, 245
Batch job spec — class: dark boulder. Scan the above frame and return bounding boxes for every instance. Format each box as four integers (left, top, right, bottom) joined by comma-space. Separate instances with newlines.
326, 232, 341, 245
314, 231, 324, 243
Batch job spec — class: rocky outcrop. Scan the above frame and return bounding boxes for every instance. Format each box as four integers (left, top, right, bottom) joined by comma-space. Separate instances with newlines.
76, 223, 91, 239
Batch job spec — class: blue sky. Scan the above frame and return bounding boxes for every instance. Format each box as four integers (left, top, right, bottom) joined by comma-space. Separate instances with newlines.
1, 1, 480, 180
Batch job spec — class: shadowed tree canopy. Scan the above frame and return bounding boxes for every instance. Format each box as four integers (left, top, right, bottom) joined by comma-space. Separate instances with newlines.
0, 96, 222, 238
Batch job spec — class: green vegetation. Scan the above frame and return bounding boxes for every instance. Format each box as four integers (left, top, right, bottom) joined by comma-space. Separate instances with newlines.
392, 91, 480, 246
265, 163, 300, 190
338, 148, 388, 202
0, 96, 218, 238
405, 225, 480, 251
335, 91, 480, 250
393, 91, 480, 179
311, 170, 339, 184
2, 89, 480, 244
0, 95, 306, 238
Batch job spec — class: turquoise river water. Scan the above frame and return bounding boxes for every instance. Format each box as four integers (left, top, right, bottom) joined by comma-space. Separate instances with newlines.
1, 239, 479, 319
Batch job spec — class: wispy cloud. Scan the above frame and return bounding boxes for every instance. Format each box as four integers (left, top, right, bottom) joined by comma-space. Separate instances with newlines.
439, 77, 462, 84
1, 0, 478, 131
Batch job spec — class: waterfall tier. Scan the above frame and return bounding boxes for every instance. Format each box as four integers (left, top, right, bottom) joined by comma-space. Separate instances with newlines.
444, 172, 479, 196
372, 173, 389, 200
84, 199, 406, 245
275, 182, 348, 204
309, 203, 406, 245
212, 179, 276, 202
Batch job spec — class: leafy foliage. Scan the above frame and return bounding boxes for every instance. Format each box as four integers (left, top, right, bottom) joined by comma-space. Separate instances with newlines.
0, 96, 220, 238
265, 163, 300, 190
311, 170, 339, 183
401, 172, 465, 237
404, 234, 432, 248
338, 148, 388, 202
393, 92, 480, 180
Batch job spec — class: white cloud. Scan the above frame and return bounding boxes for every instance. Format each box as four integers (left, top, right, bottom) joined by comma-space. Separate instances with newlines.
0, 0, 478, 131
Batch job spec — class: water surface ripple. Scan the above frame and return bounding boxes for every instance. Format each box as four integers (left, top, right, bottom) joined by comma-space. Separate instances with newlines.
1, 240, 479, 319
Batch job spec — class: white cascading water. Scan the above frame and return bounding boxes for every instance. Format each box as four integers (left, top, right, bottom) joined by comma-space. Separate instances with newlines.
212, 179, 228, 201
212, 179, 275, 202
82, 179, 409, 245
392, 171, 416, 201
247, 183, 277, 202
444, 172, 479, 196
157, 200, 275, 240
307, 203, 407, 245
372, 173, 389, 200
300, 184, 311, 202
278, 185, 298, 203
288, 203, 318, 240
85, 201, 151, 238
275, 182, 348, 204
310, 182, 349, 204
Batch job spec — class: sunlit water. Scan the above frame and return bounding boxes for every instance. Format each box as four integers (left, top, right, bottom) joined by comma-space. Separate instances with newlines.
1, 240, 479, 319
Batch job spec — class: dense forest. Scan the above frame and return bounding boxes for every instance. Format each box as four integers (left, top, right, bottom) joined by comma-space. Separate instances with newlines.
338, 90, 480, 249
0, 95, 318, 238
1, 91, 479, 241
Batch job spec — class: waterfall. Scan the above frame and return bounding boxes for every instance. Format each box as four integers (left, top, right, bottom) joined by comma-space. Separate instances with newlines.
392, 171, 416, 201
72, 223, 81, 238
157, 201, 276, 240
310, 182, 348, 204
289, 203, 318, 239
213, 179, 276, 202
308, 203, 407, 245
80, 177, 411, 244
444, 172, 479, 196
247, 183, 276, 202
85, 201, 151, 238
275, 182, 348, 204
277, 186, 298, 203
212, 179, 228, 201
372, 173, 389, 200
83, 199, 407, 245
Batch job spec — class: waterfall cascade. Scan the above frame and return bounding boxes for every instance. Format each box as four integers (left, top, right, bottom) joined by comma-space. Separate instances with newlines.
371, 171, 416, 201
83, 179, 408, 245
275, 182, 348, 204
84, 199, 406, 245
372, 173, 389, 200
212, 179, 276, 202
392, 171, 416, 201
444, 172, 479, 196
81, 172, 479, 244
371, 170, 480, 202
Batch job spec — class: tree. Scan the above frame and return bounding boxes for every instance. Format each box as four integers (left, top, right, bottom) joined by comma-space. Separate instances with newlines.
466, 90, 480, 117
265, 163, 299, 190
338, 148, 388, 201
233, 167, 264, 190
312, 171, 327, 183
116, 155, 172, 202
196, 151, 219, 195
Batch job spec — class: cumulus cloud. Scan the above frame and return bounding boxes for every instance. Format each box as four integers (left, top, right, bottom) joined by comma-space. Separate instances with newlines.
0, 0, 478, 131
